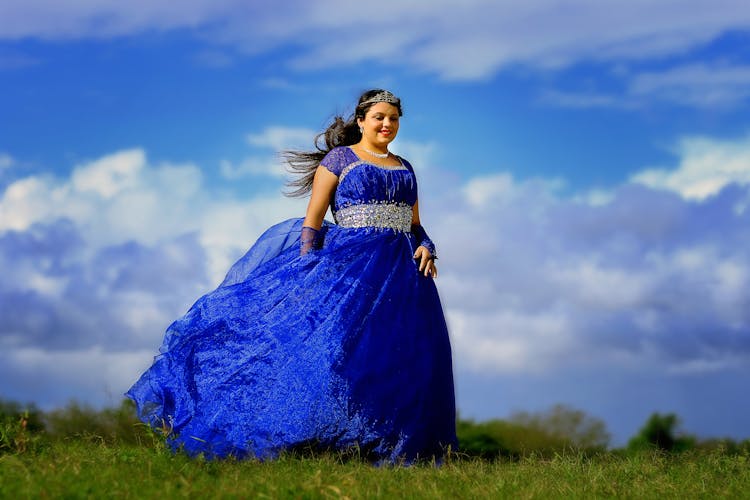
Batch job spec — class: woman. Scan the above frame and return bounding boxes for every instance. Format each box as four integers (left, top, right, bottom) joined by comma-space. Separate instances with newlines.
127, 89, 457, 464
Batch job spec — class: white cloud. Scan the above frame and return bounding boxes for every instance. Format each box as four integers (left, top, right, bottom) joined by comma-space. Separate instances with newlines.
219, 157, 283, 179
541, 62, 750, 110
573, 188, 617, 207
630, 63, 750, 108
0, 153, 13, 169
429, 133, 750, 378
0, 145, 306, 282
246, 126, 316, 151
462, 173, 516, 207
448, 307, 574, 374
548, 259, 653, 310
0, 0, 243, 39
538, 90, 630, 109
631, 133, 750, 200
389, 139, 439, 172
1, 1, 749, 81
217, 126, 319, 180
71, 149, 145, 198
0, 346, 156, 409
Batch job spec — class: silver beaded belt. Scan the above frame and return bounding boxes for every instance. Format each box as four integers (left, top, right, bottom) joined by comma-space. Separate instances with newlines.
334, 203, 412, 232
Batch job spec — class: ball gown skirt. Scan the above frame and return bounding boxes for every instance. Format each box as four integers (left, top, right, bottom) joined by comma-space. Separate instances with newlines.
126, 146, 457, 463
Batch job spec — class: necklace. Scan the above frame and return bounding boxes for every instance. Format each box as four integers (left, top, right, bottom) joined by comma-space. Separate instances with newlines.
363, 148, 389, 159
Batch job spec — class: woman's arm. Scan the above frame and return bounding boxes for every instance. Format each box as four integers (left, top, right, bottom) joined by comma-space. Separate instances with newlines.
303, 165, 338, 229
411, 200, 438, 278
300, 165, 338, 254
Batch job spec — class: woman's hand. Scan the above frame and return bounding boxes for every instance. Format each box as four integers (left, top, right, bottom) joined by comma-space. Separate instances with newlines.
414, 245, 437, 278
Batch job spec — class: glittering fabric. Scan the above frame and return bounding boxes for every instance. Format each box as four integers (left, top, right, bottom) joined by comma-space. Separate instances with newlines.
334, 202, 412, 231
126, 146, 456, 463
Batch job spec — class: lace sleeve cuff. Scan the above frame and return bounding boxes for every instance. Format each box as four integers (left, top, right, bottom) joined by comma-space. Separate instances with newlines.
411, 223, 436, 259
300, 226, 322, 255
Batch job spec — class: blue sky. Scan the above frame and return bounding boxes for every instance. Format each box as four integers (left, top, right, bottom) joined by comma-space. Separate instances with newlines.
2, 1, 750, 446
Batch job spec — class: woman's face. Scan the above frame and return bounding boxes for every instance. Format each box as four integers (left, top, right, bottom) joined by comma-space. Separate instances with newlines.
358, 102, 400, 149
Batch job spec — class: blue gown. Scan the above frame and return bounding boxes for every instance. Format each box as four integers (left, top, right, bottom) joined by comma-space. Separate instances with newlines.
126, 146, 457, 463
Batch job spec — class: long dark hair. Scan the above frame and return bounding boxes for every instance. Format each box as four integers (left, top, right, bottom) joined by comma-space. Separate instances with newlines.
283, 89, 403, 198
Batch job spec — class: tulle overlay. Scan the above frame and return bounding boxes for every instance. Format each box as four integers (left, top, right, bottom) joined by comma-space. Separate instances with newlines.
126, 147, 457, 463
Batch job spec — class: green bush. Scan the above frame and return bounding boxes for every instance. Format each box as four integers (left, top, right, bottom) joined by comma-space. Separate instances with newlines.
457, 404, 610, 459
690, 437, 750, 455
0, 399, 46, 455
44, 399, 154, 446
0, 399, 45, 434
627, 412, 696, 453
0, 412, 44, 455
509, 403, 610, 451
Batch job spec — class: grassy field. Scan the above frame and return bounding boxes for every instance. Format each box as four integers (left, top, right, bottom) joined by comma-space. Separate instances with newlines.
2, 440, 749, 498
2, 402, 748, 498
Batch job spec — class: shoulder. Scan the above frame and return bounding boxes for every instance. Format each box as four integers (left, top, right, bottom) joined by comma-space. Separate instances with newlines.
320, 146, 358, 176
397, 155, 415, 174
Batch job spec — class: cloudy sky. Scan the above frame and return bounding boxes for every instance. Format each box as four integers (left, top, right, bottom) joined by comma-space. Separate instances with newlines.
2, 0, 749, 445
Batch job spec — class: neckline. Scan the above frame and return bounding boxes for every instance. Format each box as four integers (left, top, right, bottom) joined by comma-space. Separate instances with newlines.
346, 146, 404, 168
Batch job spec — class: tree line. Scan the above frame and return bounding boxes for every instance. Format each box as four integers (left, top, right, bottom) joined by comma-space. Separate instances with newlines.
1, 398, 748, 458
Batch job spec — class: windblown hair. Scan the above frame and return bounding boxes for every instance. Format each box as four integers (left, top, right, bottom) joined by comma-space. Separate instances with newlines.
283, 89, 403, 198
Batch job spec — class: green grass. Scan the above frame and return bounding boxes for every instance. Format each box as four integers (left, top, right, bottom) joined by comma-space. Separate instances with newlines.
2, 440, 749, 498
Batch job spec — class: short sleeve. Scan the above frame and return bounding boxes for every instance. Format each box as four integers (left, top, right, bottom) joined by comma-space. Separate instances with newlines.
319, 147, 350, 177
399, 156, 415, 175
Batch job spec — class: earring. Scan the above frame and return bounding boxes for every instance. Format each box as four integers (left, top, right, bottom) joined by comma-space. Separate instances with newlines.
359, 126, 363, 133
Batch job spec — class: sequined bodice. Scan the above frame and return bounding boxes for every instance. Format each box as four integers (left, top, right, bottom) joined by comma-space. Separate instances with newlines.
325, 147, 417, 231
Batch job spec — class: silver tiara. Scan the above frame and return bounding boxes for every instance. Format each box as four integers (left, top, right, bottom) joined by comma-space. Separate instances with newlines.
361, 90, 400, 106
